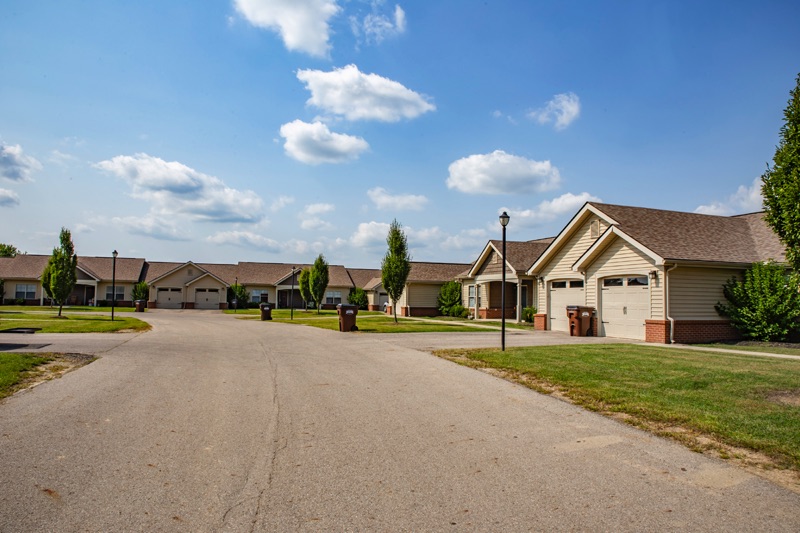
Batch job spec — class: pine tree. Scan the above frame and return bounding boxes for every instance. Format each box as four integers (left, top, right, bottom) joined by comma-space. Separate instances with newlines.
381, 219, 412, 323
762, 73, 800, 272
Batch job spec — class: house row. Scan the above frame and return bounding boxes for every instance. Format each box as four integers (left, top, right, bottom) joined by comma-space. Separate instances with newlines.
0, 254, 470, 315
0, 202, 786, 343
459, 202, 786, 344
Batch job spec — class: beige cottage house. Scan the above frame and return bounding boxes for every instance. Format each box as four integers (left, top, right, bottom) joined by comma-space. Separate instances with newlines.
346, 268, 386, 310
145, 261, 231, 309
393, 262, 472, 317
528, 202, 785, 343
0, 254, 145, 306
460, 238, 553, 321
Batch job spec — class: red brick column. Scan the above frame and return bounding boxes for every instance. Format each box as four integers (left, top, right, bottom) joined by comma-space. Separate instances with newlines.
533, 313, 547, 330
645, 319, 670, 344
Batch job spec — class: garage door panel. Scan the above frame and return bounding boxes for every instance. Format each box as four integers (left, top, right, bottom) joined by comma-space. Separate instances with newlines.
195, 288, 220, 309
600, 279, 649, 340
156, 288, 182, 309
549, 282, 584, 332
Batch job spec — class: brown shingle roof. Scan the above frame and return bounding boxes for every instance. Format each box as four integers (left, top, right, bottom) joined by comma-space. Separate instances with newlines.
234, 262, 354, 288
0, 255, 146, 282
590, 203, 785, 264
198, 263, 239, 284
0, 255, 50, 280
347, 268, 382, 289
408, 262, 472, 282
143, 262, 185, 283
79, 256, 146, 283
488, 238, 554, 272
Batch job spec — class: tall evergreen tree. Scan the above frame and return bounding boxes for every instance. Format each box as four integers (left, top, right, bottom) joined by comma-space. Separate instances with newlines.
762, 73, 800, 272
309, 254, 329, 314
381, 219, 412, 323
42, 227, 78, 317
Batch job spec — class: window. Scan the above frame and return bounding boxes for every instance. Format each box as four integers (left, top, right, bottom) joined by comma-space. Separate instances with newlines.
106, 286, 125, 300
603, 278, 623, 287
627, 276, 648, 286
15, 284, 36, 300
468, 285, 475, 307
569, 280, 584, 288
551, 281, 567, 289
251, 289, 266, 303
325, 291, 342, 304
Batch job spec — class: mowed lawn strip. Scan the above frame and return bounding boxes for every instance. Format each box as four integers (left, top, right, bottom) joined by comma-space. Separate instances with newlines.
0, 312, 150, 333
0, 353, 51, 399
435, 344, 800, 471
694, 343, 800, 357
273, 314, 489, 333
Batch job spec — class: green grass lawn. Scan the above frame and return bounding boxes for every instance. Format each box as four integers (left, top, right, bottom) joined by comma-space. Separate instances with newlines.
694, 343, 800, 356
1, 305, 136, 313
0, 353, 51, 399
0, 311, 150, 333
272, 314, 491, 333
436, 344, 800, 471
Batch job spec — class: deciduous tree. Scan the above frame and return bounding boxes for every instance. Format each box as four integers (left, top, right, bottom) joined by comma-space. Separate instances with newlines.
42, 227, 78, 317
309, 254, 329, 314
762, 73, 800, 272
381, 219, 411, 323
298, 268, 312, 308
0, 243, 19, 257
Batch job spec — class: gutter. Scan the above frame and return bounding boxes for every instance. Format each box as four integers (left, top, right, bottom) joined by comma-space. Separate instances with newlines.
665, 264, 678, 343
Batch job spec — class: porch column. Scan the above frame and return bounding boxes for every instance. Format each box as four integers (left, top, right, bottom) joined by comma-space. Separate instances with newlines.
516, 281, 522, 322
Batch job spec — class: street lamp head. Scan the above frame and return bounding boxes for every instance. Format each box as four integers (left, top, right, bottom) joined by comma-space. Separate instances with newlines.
112, 250, 118, 258
499, 211, 510, 227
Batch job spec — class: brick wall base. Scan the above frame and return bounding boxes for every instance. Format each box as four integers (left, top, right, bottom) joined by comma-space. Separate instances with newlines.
534, 313, 547, 330
368, 304, 381, 311
219, 302, 229, 310
148, 301, 157, 309
184, 302, 195, 309
645, 319, 739, 344
481, 307, 517, 319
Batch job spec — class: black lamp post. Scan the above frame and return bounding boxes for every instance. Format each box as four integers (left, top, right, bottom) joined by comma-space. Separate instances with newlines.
290, 267, 297, 320
499, 212, 510, 351
111, 250, 118, 322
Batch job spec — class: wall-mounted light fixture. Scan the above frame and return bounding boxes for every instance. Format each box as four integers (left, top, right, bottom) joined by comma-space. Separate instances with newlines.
649, 270, 658, 281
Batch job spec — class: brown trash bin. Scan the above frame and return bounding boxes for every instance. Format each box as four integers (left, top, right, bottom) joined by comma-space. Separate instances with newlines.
567, 305, 594, 336
134, 300, 145, 312
260, 302, 272, 321
337, 303, 359, 332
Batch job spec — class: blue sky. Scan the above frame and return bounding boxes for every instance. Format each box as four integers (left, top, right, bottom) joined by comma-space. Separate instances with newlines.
1, 1, 798, 268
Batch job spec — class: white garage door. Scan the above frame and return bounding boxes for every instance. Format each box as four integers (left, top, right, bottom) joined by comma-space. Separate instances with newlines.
549, 280, 585, 332
156, 288, 182, 309
600, 276, 649, 340
195, 288, 220, 309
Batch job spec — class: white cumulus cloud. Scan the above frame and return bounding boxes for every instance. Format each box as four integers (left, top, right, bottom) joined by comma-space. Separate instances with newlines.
367, 187, 427, 210
234, 0, 341, 57
351, 3, 406, 44
349, 221, 391, 247
297, 64, 435, 122
206, 230, 283, 251
270, 195, 295, 212
280, 120, 369, 164
503, 192, 602, 228
528, 92, 581, 130
95, 153, 263, 223
0, 143, 42, 182
0, 188, 20, 207
303, 202, 335, 216
446, 150, 561, 195
695, 177, 763, 216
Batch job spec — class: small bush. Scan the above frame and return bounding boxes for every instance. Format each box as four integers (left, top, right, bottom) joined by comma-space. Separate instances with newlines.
131, 281, 149, 301
522, 306, 538, 323
438, 281, 462, 316
449, 304, 467, 318
348, 287, 368, 310
716, 261, 800, 341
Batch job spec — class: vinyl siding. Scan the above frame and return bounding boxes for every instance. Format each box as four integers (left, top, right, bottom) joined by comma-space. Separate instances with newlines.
537, 216, 609, 310
476, 249, 504, 276
669, 267, 740, 320
404, 283, 441, 308
585, 237, 663, 319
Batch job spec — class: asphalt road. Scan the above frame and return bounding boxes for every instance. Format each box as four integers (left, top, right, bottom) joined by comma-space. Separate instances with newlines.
1, 311, 799, 532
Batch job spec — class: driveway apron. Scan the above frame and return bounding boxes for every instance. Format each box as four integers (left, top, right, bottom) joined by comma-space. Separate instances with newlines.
1, 311, 798, 532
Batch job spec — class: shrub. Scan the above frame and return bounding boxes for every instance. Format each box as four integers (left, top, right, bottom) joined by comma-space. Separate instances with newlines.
348, 287, 368, 309
131, 281, 149, 301
522, 306, 538, 323
449, 304, 467, 318
438, 281, 462, 316
715, 261, 800, 342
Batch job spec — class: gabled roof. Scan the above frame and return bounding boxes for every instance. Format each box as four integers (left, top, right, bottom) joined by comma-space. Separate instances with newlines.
327, 265, 356, 287
199, 263, 239, 285
590, 203, 784, 265
407, 261, 472, 283
146, 261, 209, 285
236, 262, 302, 286
469, 238, 553, 277
530, 202, 786, 275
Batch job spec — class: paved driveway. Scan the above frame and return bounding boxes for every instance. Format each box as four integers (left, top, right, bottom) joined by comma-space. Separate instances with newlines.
1, 311, 798, 531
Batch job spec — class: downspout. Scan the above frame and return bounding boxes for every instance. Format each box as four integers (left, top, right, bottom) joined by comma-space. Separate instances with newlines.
665, 264, 678, 343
